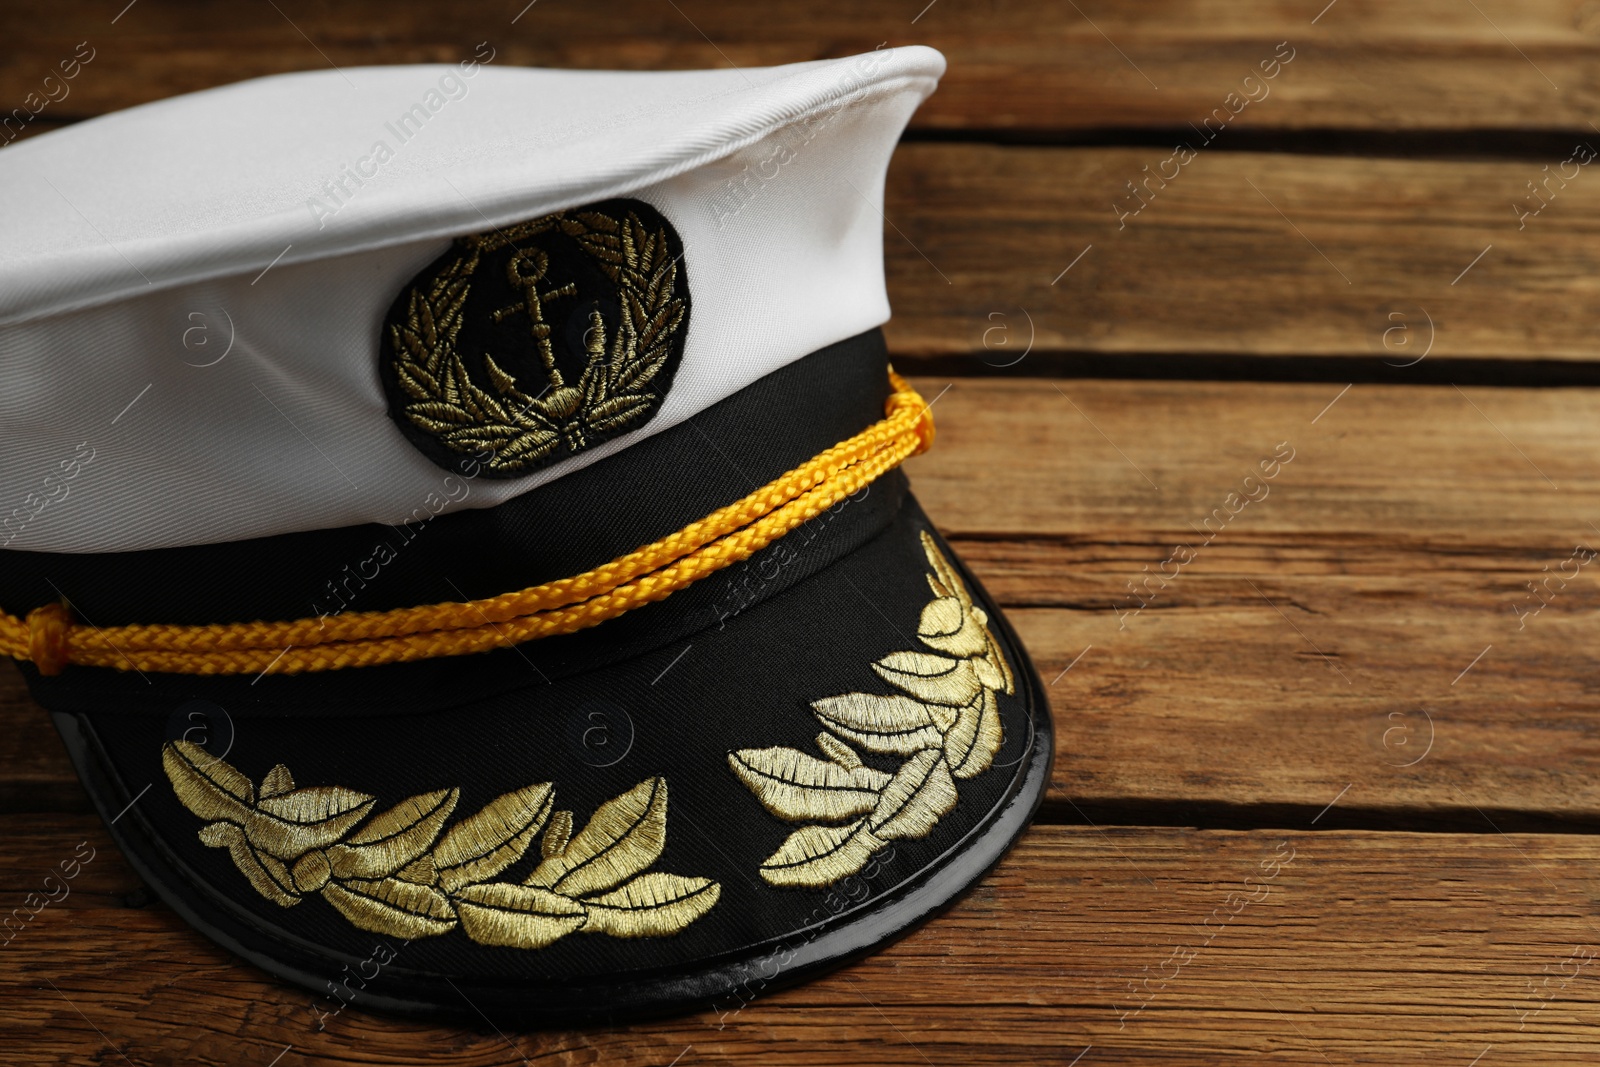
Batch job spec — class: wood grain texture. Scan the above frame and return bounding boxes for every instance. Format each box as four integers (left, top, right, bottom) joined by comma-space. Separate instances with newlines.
5, 0, 1600, 1061
882, 145, 1600, 361
908, 377, 1599, 545
4, 1, 1600, 134
922, 377, 1600, 824
7, 379, 1600, 826
6, 816, 1600, 1065
0, 685, 83, 813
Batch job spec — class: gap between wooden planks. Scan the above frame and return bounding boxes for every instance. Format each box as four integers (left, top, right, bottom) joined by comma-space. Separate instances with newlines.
5, 378, 1599, 826
4, 1, 1599, 134
5, 815, 1600, 1065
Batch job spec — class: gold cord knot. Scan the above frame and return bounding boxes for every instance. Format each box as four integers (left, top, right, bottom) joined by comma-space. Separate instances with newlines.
26, 603, 72, 676
886, 369, 935, 455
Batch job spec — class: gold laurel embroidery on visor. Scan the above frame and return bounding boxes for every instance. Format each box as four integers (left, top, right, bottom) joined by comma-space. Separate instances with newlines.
390, 206, 685, 473
162, 742, 719, 947
727, 532, 1014, 888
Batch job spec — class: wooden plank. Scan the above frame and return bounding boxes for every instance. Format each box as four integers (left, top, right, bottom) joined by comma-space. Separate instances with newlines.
883, 145, 1600, 361
0, 696, 84, 813
921, 377, 1600, 823
909, 378, 1600, 545
7, 816, 1600, 1063
4, 1, 1600, 135
7, 378, 1600, 821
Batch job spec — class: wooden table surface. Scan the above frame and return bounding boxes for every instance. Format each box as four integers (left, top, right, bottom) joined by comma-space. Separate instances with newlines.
8, 2, 1600, 1063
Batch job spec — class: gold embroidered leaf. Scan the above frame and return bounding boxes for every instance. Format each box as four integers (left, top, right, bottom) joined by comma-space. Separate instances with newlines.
247, 785, 377, 859
873, 651, 982, 708
391, 321, 427, 372
815, 731, 862, 770
541, 810, 573, 861
921, 531, 972, 610
580, 873, 721, 939
464, 375, 513, 425
198, 821, 300, 907
290, 850, 333, 894
397, 854, 436, 885
572, 211, 623, 264
810, 692, 944, 755
395, 362, 442, 404
253, 849, 298, 901
917, 596, 990, 659
917, 533, 1016, 697
868, 749, 958, 841
453, 882, 587, 950
609, 348, 669, 396
407, 401, 485, 429
162, 741, 254, 822
727, 747, 889, 824
972, 650, 1007, 691
326, 788, 458, 881
349, 789, 456, 845
490, 427, 561, 460
429, 783, 553, 893
919, 594, 962, 632
526, 778, 668, 897
255, 785, 377, 825
759, 818, 886, 889
482, 353, 527, 401
982, 621, 1017, 696
260, 764, 295, 799
943, 688, 1004, 780
587, 394, 653, 434
322, 876, 457, 940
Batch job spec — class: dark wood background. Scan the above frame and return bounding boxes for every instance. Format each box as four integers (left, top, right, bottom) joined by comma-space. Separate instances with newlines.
7, 2, 1600, 1063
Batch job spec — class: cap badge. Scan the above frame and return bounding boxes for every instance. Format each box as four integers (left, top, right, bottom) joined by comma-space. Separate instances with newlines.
380, 198, 690, 477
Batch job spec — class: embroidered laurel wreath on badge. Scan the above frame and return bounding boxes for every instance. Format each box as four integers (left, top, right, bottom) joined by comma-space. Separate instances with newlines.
728, 532, 1015, 888
379, 198, 689, 477
163, 746, 719, 948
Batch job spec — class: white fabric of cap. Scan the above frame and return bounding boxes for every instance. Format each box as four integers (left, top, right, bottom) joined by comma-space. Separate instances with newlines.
0, 46, 944, 553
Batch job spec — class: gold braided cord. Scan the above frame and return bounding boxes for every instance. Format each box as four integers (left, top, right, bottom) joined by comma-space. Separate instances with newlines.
1, 370, 934, 677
